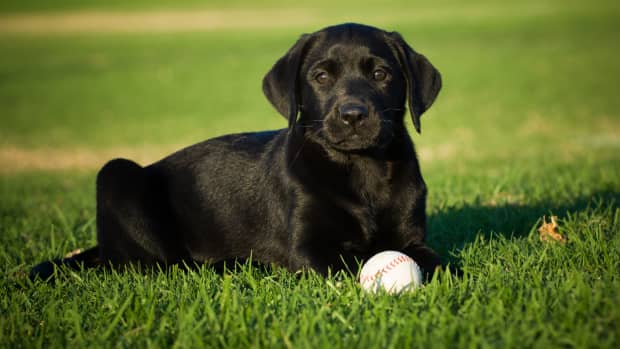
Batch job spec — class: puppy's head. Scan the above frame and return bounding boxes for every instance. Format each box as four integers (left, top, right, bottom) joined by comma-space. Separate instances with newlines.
263, 23, 441, 152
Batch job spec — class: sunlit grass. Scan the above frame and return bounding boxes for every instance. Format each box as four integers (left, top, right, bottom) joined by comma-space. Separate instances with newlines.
1, 0, 619, 347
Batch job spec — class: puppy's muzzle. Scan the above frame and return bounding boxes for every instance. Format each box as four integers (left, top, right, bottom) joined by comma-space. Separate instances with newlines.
338, 103, 369, 128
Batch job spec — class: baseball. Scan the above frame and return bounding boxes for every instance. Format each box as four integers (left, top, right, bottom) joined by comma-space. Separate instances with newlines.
359, 251, 423, 294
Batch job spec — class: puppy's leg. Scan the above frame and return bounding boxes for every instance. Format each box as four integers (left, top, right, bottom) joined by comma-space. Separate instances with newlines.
288, 236, 362, 276
402, 243, 442, 280
96, 159, 186, 268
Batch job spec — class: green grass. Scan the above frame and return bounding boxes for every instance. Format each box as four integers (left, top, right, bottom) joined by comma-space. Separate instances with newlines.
0, 0, 609, 14
1, 0, 620, 348
2, 164, 619, 348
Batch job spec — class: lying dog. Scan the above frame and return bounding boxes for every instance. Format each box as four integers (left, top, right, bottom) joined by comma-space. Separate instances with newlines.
30, 23, 443, 280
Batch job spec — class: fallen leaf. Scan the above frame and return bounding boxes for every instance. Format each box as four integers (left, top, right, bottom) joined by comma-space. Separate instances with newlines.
538, 216, 567, 243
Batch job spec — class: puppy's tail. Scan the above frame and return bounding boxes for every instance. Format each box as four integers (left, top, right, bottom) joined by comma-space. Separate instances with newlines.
29, 246, 101, 282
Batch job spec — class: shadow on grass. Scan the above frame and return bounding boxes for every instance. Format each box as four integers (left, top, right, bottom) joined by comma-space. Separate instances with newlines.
427, 190, 620, 263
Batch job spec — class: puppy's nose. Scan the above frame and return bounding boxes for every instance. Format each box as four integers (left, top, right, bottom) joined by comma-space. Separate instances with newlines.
339, 104, 369, 126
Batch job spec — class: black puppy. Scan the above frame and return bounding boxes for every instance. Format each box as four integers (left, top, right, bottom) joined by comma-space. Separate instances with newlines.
30, 23, 442, 280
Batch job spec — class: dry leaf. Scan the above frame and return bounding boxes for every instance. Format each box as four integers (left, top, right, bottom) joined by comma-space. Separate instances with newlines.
538, 216, 567, 243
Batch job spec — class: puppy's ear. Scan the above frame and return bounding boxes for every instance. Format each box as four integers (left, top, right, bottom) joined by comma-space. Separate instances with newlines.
388, 32, 442, 133
262, 34, 312, 128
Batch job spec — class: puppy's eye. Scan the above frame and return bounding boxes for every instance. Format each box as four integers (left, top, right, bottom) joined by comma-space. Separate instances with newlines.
315, 71, 330, 84
372, 69, 388, 81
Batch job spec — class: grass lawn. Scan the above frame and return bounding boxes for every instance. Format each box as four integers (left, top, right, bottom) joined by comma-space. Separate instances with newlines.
1, 0, 619, 348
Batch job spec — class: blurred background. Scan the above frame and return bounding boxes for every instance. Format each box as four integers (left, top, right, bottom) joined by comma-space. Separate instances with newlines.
0, 0, 618, 174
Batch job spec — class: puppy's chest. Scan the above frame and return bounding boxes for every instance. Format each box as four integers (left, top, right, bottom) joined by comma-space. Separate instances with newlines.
340, 198, 402, 254
349, 161, 394, 200
340, 164, 402, 250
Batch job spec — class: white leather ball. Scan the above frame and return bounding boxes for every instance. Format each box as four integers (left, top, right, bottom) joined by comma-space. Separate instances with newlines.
359, 251, 423, 294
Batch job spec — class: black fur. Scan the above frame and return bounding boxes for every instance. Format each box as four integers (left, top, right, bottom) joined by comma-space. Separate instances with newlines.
30, 23, 443, 281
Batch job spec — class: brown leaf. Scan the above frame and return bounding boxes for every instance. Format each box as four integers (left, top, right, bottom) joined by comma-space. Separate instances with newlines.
538, 216, 567, 243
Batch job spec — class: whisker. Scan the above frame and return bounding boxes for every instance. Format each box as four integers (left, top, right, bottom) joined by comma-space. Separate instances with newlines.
379, 107, 405, 113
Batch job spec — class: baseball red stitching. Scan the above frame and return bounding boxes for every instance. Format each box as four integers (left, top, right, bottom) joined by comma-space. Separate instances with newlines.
360, 254, 413, 283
